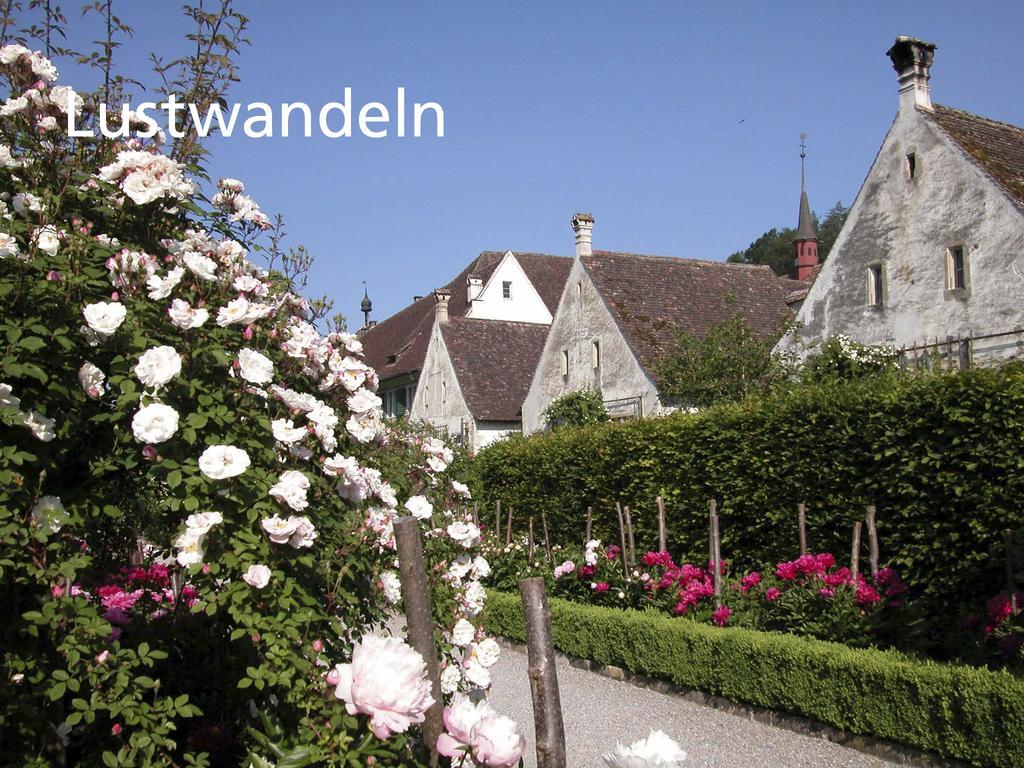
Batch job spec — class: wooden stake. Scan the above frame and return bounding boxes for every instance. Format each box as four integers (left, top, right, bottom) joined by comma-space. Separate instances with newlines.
656, 496, 667, 553
709, 499, 722, 607
866, 505, 879, 576
850, 521, 862, 582
528, 516, 535, 561
472, 503, 479, 528
541, 509, 552, 563
1005, 529, 1018, 614
615, 503, 631, 581
585, 507, 593, 544
393, 517, 444, 766
495, 500, 502, 544
506, 506, 514, 545
798, 502, 807, 557
519, 577, 567, 768
624, 505, 636, 566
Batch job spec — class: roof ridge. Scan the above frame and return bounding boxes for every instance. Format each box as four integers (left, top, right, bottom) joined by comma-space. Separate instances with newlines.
587, 250, 775, 270
929, 103, 1024, 134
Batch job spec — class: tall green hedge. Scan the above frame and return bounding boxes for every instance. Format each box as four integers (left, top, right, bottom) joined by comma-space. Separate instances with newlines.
472, 369, 1024, 622
483, 591, 1024, 767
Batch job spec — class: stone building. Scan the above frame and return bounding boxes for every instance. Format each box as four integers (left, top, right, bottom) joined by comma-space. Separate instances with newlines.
521, 215, 802, 432
360, 250, 570, 448
777, 37, 1024, 361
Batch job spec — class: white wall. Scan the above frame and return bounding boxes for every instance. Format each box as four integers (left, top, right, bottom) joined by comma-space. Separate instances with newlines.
409, 323, 474, 443
465, 251, 553, 324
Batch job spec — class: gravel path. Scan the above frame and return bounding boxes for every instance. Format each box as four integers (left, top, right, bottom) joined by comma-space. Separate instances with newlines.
486, 643, 899, 768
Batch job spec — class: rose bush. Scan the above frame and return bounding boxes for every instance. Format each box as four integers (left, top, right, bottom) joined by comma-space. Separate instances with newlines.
0, 29, 519, 768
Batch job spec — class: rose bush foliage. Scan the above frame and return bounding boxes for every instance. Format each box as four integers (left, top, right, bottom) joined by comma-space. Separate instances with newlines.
0, 46, 518, 767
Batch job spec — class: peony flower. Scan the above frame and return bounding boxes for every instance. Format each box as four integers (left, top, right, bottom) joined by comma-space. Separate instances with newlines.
78, 361, 105, 398
437, 696, 497, 759
82, 301, 126, 337
404, 495, 433, 520
268, 470, 310, 511
764, 587, 781, 602
31, 495, 69, 534
131, 402, 179, 444
242, 564, 272, 589
134, 346, 182, 390
554, 560, 576, 579
32, 225, 59, 256
470, 715, 525, 768
711, 605, 732, 627
198, 444, 250, 479
167, 298, 209, 330
602, 729, 687, 768
379, 571, 402, 604
237, 348, 274, 385
332, 633, 434, 740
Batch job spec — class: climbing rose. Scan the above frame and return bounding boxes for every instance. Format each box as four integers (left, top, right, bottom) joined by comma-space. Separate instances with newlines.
198, 444, 250, 479
130, 402, 179, 444
78, 361, 105, 398
602, 729, 688, 767
237, 348, 274, 385
31, 495, 69, 534
82, 301, 126, 336
332, 634, 434, 740
242, 564, 271, 589
268, 469, 310, 511
134, 345, 182, 390
404, 495, 433, 520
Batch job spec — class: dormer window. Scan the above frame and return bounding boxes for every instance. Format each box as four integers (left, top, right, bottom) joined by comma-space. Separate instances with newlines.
502, 281, 512, 299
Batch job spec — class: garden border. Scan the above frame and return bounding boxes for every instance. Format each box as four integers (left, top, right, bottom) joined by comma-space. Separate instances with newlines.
483, 590, 1024, 768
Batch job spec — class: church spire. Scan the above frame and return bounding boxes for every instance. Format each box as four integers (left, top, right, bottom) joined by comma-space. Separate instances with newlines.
794, 133, 819, 281
360, 281, 373, 327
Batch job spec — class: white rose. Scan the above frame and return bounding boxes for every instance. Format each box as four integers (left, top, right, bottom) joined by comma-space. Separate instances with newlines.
472, 556, 491, 579
0, 382, 20, 410
471, 637, 500, 668
268, 469, 310, 512
216, 296, 250, 326
243, 564, 272, 589
131, 402, 179, 444
198, 444, 250, 479
31, 225, 59, 256
347, 388, 382, 414
78, 361, 105, 399
20, 410, 55, 441
0, 232, 20, 260
147, 266, 185, 300
183, 251, 217, 280
12, 191, 40, 217
462, 580, 486, 616
31, 495, 69, 534
173, 530, 205, 567
185, 511, 223, 535
82, 301, 126, 337
272, 418, 308, 444
463, 658, 491, 689
452, 481, 472, 499
167, 298, 208, 330
135, 346, 182, 390
261, 514, 299, 544
237, 348, 274, 385
451, 618, 476, 647
288, 516, 317, 548
447, 522, 481, 548
440, 664, 462, 695
379, 571, 402, 604
404, 495, 433, 520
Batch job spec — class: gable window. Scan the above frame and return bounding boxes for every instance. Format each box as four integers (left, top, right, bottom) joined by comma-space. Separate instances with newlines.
576, 281, 583, 299
946, 244, 967, 291
591, 340, 601, 369
561, 349, 569, 377
502, 280, 512, 299
867, 264, 885, 307
906, 152, 917, 179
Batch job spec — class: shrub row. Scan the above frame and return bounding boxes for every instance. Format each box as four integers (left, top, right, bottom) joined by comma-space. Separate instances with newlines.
470, 369, 1024, 626
482, 590, 1024, 767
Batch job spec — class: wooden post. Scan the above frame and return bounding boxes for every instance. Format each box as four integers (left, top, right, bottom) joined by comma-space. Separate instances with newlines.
528, 516, 535, 562
472, 504, 479, 528
495, 500, 502, 544
798, 503, 807, 556
585, 507, 593, 545
850, 521, 862, 582
519, 577, 567, 768
1005, 529, 1018, 614
540, 509, 552, 563
615, 503, 631, 581
656, 496, 667, 553
866, 505, 880, 576
506, 506, 514, 545
624, 505, 636, 566
709, 499, 722, 607
393, 517, 444, 766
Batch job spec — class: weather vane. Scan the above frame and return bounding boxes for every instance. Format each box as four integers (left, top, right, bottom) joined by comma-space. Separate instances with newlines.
800, 132, 808, 187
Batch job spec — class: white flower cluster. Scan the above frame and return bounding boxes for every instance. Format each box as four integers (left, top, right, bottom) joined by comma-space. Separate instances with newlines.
1, 382, 56, 441
211, 177, 270, 229
97, 150, 196, 206
174, 511, 223, 567
261, 514, 317, 548
829, 334, 899, 366
106, 249, 158, 291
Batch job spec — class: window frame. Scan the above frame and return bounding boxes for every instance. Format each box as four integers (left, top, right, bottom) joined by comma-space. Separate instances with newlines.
591, 339, 601, 369
866, 263, 885, 307
561, 349, 569, 377
946, 243, 968, 292
501, 280, 512, 300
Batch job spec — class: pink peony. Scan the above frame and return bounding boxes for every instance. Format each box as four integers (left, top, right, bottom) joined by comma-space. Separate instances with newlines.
711, 604, 732, 627
764, 587, 781, 602
470, 715, 525, 768
593, 582, 610, 594
740, 571, 761, 593
642, 551, 674, 568
854, 584, 881, 606
332, 634, 434, 740
437, 695, 495, 759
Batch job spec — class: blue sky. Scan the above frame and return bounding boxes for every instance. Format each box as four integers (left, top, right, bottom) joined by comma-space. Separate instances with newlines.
59, 1, 1024, 324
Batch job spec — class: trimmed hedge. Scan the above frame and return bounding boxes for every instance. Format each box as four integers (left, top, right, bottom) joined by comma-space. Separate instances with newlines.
483, 590, 1024, 767
471, 369, 1024, 623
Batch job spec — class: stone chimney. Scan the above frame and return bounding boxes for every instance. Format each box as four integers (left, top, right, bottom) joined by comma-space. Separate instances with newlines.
433, 288, 451, 323
467, 276, 483, 303
571, 212, 594, 258
887, 36, 937, 112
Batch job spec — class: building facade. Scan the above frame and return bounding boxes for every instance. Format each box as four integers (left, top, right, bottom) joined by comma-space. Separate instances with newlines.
777, 37, 1024, 361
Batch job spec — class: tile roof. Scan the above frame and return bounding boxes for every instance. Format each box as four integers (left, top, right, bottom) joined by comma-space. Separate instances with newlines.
581, 251, 804, 383
440, 318, 550, 422
360, 251, 571, 384
926, 104, 1024, 211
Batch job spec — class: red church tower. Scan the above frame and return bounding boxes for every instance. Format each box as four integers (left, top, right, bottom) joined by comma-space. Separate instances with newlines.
794, 133, 819, 282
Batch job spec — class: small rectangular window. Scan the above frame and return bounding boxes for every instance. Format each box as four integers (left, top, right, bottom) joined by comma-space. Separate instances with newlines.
906, 152, 917, 179
502, 281, 512, 299
561, 349, 569, 377
947, 245, 967, 290
576, 281, 583, 298
867, 264, 884, 306
591, 340, 601, 369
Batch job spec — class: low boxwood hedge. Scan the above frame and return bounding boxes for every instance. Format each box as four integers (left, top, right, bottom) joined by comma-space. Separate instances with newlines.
483, 590, 1024, 768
